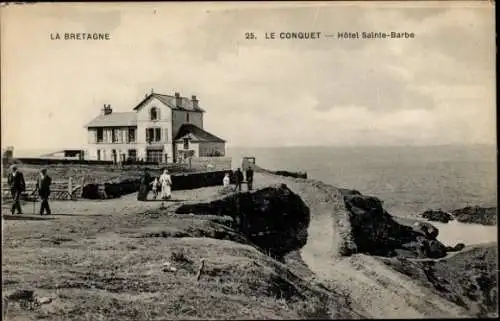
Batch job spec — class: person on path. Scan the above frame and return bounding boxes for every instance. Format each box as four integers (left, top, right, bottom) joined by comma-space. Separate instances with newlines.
7, 165, 26, 214
159, 169, 172, 200
222, 173, 230, 188
137, 168, 152, 201
234, 168, 244, 192
246, 167, 254, 191
151, 177, 159, 200
34, 168, 52, 215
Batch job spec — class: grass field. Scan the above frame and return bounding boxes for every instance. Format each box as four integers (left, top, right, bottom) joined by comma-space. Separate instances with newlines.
1, 175, 357, 321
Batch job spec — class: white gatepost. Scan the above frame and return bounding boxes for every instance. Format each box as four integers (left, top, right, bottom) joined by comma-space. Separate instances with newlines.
68, 177, 73, 200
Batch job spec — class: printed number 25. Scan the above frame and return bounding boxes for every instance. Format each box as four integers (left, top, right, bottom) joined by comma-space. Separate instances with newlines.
245, 32, 256, 40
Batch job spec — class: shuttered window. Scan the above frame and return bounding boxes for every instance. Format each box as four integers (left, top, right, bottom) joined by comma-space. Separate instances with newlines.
96, 129, 103, 143
146, 128, 161, 142
155, 128, 161, 142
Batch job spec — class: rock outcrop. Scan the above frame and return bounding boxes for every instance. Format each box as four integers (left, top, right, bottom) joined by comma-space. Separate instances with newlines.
175, 184, 311, 258
272, 171, 308, 179
421, 209, 454, 223
340, 189, 460, 259
452, 206, 497, 226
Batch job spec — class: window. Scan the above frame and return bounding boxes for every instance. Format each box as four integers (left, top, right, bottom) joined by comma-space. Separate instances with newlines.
112, 129, 118, 143
128, 149, 137, 161
128, 128, 136, 143
146, 128, 161, 143
146, 149, 163, 163
186, 112, 190, 122
96, 128, 103, 143
150, 107, 159, 121
183, 138, 189, 149
155, 128, 161, 142
97, 149, 101, 160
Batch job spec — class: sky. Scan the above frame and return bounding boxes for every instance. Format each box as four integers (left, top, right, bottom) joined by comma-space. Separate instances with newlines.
1, 1, 496, 151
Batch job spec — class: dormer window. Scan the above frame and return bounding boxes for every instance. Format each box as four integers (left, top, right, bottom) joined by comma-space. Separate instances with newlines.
150, 107, 159, 121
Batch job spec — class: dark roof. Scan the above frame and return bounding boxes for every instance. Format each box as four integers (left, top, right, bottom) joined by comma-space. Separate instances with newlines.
84, 112, 137, 128
174, 124, 225, 143
133, 93, 206, 113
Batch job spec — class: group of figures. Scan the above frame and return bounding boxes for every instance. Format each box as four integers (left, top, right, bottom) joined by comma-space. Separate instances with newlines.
137, 168, 172, 201
6, 165, 255, 213
137, 166, 255, 202
7, 165, 53, 215
224, 167, 254, 192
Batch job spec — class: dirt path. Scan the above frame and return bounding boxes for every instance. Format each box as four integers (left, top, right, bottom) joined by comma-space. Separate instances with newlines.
253, 172, 470, 318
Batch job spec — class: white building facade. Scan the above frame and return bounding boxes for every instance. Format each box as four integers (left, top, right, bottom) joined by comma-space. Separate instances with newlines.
84, 92, 226, 164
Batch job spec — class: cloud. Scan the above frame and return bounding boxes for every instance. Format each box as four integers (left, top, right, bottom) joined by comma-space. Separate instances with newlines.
1, 2, 495, 150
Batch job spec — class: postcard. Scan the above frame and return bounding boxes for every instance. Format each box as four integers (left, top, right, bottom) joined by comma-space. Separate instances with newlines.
1, 2, 496, 320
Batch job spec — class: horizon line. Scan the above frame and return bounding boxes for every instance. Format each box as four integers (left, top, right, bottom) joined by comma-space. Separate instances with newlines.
4, 142, 496, 152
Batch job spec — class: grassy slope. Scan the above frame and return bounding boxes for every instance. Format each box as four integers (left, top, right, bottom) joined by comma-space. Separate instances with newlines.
2, 188, 359, 320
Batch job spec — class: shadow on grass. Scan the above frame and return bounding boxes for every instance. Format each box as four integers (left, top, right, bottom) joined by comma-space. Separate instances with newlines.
2, 215, 56, 221
143, 199, 187, 202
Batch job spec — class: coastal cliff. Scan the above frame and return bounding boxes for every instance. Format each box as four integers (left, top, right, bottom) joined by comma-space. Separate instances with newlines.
2, 169, 497, 320
171, 169, 496, 318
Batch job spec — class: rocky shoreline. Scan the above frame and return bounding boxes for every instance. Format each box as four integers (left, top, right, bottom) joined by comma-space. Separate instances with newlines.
339, 188, 466, 259
420, 206, 497, 226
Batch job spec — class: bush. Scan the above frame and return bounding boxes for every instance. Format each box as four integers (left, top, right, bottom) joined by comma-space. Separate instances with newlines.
170, 250, 193, 264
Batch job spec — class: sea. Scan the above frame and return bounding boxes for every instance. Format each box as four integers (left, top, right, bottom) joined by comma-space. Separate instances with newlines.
228, 145, 497, 217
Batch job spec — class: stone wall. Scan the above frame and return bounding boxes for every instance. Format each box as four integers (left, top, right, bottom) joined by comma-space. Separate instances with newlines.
81, 170, 233, 199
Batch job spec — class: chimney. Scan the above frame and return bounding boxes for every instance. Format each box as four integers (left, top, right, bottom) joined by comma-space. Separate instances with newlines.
102, 104, 112, 115
191, 95, 199, 109
175, 92, 181, 108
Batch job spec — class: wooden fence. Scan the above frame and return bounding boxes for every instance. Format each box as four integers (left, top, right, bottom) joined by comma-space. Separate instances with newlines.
1, 177, 85, 201
186, 157, 232, 171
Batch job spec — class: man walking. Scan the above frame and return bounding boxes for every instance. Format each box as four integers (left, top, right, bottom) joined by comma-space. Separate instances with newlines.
137, 168, 151, 201
7, 165, 26, 214
246, 166, 254, 191
34, 168, 52, 215
234, 168, 244, 192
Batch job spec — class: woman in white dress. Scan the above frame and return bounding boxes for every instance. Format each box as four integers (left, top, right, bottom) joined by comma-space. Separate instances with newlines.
159, 169, 172, 200
222, 173, 230, 187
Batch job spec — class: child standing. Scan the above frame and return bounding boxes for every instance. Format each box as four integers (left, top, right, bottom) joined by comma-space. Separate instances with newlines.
151, 177, 159, 200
